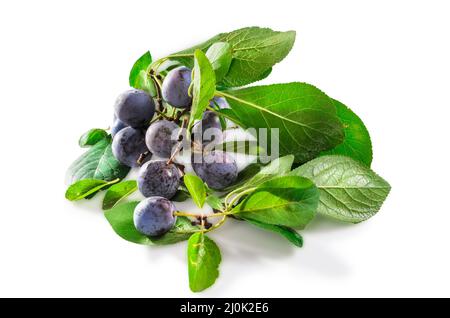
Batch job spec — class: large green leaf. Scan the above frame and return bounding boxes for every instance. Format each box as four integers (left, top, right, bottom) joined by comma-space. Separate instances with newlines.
189, 49, 216, 130
172, 27, 296, 87
67, 137, 130, 183
187, 232, 221, 292
220, 83, 344, 163
321, 99, 372, 166
290, 155, 391, 223
244, 218, 303, 247
232, 176, 319, 228
102, 180, 138, 210
104, 201, 199, 245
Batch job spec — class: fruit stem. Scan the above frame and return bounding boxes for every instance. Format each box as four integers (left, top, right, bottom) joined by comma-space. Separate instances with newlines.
148, 69, 163, 111
166, 117, 188, 165
225, 187, 256, 210
202, 215, 228, 233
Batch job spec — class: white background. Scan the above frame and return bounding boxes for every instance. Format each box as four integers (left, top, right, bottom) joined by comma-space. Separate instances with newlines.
1, 0, 449, 297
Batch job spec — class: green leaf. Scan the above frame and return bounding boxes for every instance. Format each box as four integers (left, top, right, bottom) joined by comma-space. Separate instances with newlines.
151, 217, 200, 245
65, 178, 119, 201
205, 42, 232, 82
78, 128, 108, 147
221, 156, 293, 193
129, 51, 156, 95
321, 99, 373, 166
290, 155, 391, 223
171, 189, 191, 202
104, 201, 199, 245
184, 174, 206, 208
173, 27, 296, 87
244, 155, 294, 189
102, 180, 137, 210
67, 137, 130, 183
232, 176, 319, 228
189, 50, 216, 130
205, 195, 224, 211
244, 218, 303, 247
187, 232, 221, 292
220, 83, 344, 163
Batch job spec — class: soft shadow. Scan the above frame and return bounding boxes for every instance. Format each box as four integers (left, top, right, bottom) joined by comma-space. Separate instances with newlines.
305, 214, 356, 234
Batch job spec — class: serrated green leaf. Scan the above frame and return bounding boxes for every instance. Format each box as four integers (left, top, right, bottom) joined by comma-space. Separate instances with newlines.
184, 174, 206, 208
67, 137, 130, 183
290, 155, 391, 223
188, 232, 221, 292
129, 51, 156, 95
104, 201, 199, 245
321, 99, 373, 166
205, 42, 232, 82
220, 83, 344, 163
172, 27, 295, 87
244, 218, 303, 247
65, 178, 118, 201
232, 176, 319, 228
102, 180, 137, 210
189, 50, 216, 130
78, 128, 108, 147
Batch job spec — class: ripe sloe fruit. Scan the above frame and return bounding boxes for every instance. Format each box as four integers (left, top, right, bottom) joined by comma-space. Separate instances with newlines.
114, 89, 155, 128
145, 120, 180, 159
161, 66, 192, 108
192, 150, 238, 190
111, 116, 127, 137
192, 111, 223, 145
133, 196, 176, 236
112, 127, 150, 167
137, 160, 181, 199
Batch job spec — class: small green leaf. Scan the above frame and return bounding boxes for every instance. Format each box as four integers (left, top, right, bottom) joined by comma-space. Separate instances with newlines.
188, 49, 216, 130
205, 42, 232, 82
184, 174, 206, 208
102, 180, 137, 210
205, 195, 224, 211
321, 99, 373, 166
67, 137, 130, 183
172, 189, 191, 202
151, 217, 200, 245
243, 219, 303, 247
188, 232, 221, 292
232, 176, 319, 228
244, 155, 294, 189
78, 128, 108, 147
104, 202, 199, 245
65, 178, 118, 201
290, 155, 391, 223
129, 51, 156, 95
